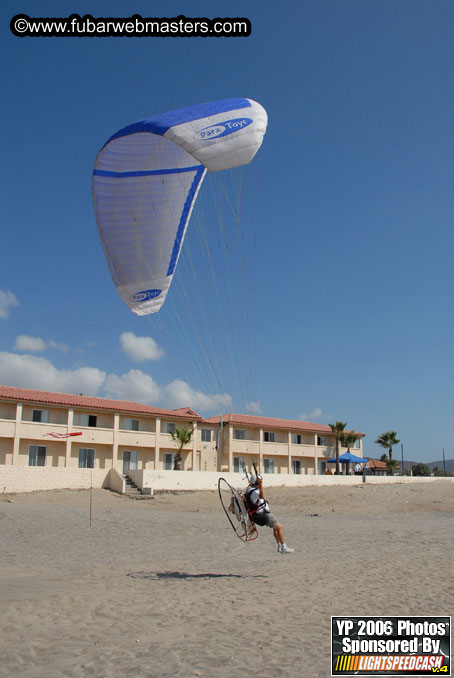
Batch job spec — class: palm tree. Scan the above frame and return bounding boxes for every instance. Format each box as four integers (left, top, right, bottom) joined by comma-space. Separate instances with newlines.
375, 431, 400, 460
380, 453, 399, 476
339, 430, 359, 475
170, 426, 194, 470
340, 430, 359, 452
329, 421, 347, 475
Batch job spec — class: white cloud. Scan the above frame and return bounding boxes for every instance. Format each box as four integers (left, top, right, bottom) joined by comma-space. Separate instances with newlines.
0, 350, 232, 414
299, 407, 324, 422
13, 335, 68, 353
163, 379, 233, 412
0, 290, 19, 319
245, 401, 262, 415
120, 331, 164, 362
48, 340, 69, 353
14, 336, 47, 352
104, 372, 231, 412
103, 369, 161, 403
0, 352, 105, 395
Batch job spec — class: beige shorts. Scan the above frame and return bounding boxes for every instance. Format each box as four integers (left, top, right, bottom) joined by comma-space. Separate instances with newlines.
253, 512, 278, 528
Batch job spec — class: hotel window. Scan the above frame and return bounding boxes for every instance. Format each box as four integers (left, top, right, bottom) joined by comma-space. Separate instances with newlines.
292, 459, 302, 475
233, 457, 246, 473
164, 453, 176, 470
292, 433, 302, 445
233, 429, 245, 440
317, 436, 327, 446
264, 431, 275, 443
123, 450, 138, 472
124, 418, 139, 431
264, 458, 274, 474
32, 409, 49, 423
28, 445, 46, 466
75, 413, 97, 427
201, 429, 211, 442
164, 422, 176, 434
78, 448, 95, 468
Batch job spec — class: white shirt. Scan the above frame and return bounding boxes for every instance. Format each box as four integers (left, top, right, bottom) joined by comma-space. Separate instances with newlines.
247, 486, 267, 513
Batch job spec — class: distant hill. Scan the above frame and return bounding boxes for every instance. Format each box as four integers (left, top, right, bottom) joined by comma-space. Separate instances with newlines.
426, 459, 454, 472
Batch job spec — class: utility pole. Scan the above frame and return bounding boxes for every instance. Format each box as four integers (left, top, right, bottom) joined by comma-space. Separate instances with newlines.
442, 447, 446, 475
401, 443, 404, 476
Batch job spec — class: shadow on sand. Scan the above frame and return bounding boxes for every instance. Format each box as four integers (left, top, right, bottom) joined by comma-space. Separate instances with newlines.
127, 570, 266, 581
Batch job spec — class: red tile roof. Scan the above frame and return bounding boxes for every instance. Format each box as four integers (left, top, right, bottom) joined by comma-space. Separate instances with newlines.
171, 407, 200, 417
367, 458, 400, 470
0, 385, 365, 435
205, 412, 364, 436
0, 385, 203, 421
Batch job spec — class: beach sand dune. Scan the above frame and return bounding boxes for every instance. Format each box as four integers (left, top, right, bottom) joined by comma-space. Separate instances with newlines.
1, 482, 452, 678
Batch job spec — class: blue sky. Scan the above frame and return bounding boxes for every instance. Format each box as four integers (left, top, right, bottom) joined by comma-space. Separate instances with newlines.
1, 0, 453, 463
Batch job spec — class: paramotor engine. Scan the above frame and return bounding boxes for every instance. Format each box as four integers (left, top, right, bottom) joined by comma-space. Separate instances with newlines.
218, 477, 258, 542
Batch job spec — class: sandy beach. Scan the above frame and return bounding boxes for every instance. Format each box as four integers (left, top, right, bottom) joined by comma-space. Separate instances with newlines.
1, 481, 452, 678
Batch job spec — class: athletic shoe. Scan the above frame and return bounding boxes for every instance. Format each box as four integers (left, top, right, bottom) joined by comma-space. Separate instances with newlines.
277, 544, 282, 553
280, 545, 295, 554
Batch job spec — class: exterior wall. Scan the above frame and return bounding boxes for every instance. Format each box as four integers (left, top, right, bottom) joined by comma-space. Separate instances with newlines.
263, 430, 287, 444
117, 430, 157, 448
0, 400, 207, 474
229, 440, 261, 456
119, 415, 156, 433
17, 440, 66, 467
21, 405, 68, 425
74, 410, 114, 429
0, 403, 18, 420
301, 432, 319, 445
0, 464, 452, 495
264, 457, 288, 474
0, 465, 111, 493
69, 444, 113, 470
159, 447, 192, 470
0, 421, 16, 439
222, 426, 331, 475
121, 470, 454, 492
300, 457, 316, 474
0, 439, 14, 465
262, 441, 289, 456
218, 452, 230, 473
196, 426, 218, 471
232, 427, 260, 442
230, 452, 258, 473
117, 446, 156, 470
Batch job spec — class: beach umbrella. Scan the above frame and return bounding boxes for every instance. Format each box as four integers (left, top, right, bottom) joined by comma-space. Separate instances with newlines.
327, 451, 368, 464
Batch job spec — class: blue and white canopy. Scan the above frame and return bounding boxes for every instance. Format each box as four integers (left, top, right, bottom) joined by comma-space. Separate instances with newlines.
327, 452, 368, 464
92, 98, 268, 315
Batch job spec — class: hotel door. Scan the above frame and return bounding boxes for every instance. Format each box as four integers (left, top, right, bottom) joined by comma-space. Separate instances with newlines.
122, 450, 138, 474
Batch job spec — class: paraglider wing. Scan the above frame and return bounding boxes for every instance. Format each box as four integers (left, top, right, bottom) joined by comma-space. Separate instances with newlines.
92, 98, 267, 315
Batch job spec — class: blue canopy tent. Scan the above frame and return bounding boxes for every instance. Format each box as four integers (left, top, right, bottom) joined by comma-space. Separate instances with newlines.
327, 452, 368, 464
327, 451, 368, 475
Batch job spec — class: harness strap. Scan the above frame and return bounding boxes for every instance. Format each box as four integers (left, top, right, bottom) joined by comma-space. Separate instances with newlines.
244, 488, 267, 515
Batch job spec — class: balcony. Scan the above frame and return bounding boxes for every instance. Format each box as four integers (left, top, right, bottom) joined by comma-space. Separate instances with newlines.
262, 441, 290, 456
228, 439, 260, 454
0, 419, 16, 437
118, 430, 156, 447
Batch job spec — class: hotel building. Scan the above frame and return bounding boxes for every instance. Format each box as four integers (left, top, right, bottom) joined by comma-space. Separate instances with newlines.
0, 385, 364, 477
